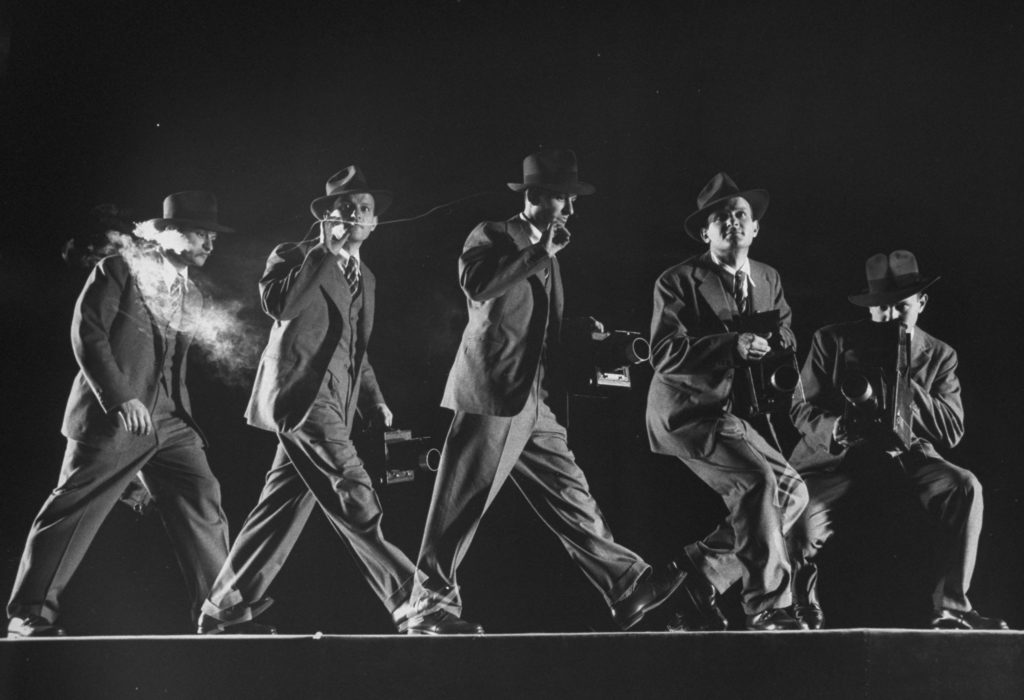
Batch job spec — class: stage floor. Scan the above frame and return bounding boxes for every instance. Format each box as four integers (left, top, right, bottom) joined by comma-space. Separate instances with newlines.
2, 629, 1022, 699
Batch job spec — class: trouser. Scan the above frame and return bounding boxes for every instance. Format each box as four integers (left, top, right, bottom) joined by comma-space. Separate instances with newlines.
8, 410, 229, 623
679, 414, 808, 614
202, 371, 416, 623
411, 381, 649, 617
788, 450, 982, 612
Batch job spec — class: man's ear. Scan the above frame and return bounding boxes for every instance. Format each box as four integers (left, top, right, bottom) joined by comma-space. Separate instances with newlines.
700, 228, 710, 243
917, 292, 928, 313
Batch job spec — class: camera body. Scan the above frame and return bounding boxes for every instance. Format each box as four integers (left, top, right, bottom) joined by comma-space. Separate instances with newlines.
839, 321, 914, 452
566, 328, 651, 394
354, 426, 440, 486
730, 310, 800, 418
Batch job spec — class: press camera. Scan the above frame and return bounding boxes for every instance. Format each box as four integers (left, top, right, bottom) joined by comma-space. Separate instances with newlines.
355, 426, 440, 486
839, 321, 914, 452
730, 310, 800, 417
566, 328, 651, 393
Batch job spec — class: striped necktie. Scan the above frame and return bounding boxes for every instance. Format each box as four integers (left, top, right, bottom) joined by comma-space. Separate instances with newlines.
733, 269, 749, 316
344, 256, 361, 296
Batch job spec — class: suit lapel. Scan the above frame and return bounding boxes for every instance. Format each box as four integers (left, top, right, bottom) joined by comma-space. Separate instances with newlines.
910, 328, 933, 376
693, 253, 734, 324
749, 261, 772, 315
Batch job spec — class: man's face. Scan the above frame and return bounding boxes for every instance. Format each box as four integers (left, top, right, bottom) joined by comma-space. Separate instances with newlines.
171, 228, 217, 267
701, 196, 758, 256
328, 193, 377, 243
531, 190, 577, 228
869, 292, 928, 329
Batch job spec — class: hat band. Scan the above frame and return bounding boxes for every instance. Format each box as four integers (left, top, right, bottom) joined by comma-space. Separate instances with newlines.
866, 272, 925, 294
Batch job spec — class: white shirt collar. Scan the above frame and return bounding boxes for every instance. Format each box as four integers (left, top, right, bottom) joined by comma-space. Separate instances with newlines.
709, 252, 755, 287
336, 248, 360, 268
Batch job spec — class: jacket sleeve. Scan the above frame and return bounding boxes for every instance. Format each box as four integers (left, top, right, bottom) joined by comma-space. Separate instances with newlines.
790, 328, 842, 453
649, 272, 738, 377
459, 223, 550, 302
72, 258, 136, 413
357, 356, 386, 413
772, 272, 797, 351
911, 346, 965, 450
260, 241, 336, 321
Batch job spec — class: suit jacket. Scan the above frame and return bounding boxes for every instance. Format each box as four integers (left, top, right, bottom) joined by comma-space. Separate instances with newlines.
646, 252, 795, 458
245, 240, 384, 433
788, 319, 964, 471
441, 216, 563, 416
61, 253, 205, 449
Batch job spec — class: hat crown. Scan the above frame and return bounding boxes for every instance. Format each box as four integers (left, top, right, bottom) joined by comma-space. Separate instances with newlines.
695, 172, 742, 210
523, 149, 578, 183
162, 190, 220, 222
865, 250, 925, 293
324, 165, 369, 198
508, 148, 595, 195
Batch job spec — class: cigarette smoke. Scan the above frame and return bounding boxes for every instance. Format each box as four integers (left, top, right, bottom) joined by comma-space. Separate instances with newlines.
117, 224, 266, 387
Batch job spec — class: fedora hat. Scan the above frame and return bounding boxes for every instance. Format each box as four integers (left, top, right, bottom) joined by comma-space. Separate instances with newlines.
310, 165, 393, 218
848, 250, 939, 307
684, 172, 769, 240
507, 149, 596, 196
149, 191, 235, 233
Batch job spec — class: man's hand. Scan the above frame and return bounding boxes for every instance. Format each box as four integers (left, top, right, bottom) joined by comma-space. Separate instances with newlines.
320, 219, 349, 256
832, 416, 851, 448
736, 332, 771, 361
117, 398, 153, 436
373, 403, 394, 429
539, 219, 571, 257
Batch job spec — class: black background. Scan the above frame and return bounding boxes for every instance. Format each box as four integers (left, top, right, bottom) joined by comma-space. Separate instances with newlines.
1, 0, 1022, 634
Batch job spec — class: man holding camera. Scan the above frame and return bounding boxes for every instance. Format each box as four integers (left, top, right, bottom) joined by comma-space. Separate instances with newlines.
647, 173, 808, 631
787, 250, 1007, 630
196, 167, 419, 634
405, 149, 684, 635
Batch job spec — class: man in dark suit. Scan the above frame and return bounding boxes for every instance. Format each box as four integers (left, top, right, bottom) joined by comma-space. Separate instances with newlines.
197, 166, 419, 634
647, 173, 808, 631
787, 250, 1007, 630
404, 149, 684, 635
6, 191, 233, 638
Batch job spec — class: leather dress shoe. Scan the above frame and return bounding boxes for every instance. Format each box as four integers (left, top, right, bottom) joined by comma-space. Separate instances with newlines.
7, 615, 67, 639
404, 610, 484, 635
745, 608, 805, 631
930, 609, 1009, 630
197, 597, 277, 635
793, 603, 825, 630
665, 565, 728, 631
197, 614, 277, 635
611, 562, 686, 630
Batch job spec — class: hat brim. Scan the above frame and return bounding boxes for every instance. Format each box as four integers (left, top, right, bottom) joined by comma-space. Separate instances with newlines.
149, 218, 235, 234
507, 181, 596, 196
684, 189, 770, 240
847, 276, 940, 307
310, 190, 393, 218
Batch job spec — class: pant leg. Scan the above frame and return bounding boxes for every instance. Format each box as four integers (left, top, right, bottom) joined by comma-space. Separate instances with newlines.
202, 443, 316, 620
280, 377, 418, 616
680, 414, 808, 614
901, 453, 982, 612
7, 437, 157, 622
509, 396, 649, 608
787, 467, 858, 606
139, 414, 230, 619
411, 409, 531, 616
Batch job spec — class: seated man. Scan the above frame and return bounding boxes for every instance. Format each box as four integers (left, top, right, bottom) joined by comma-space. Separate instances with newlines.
788, 250, 1007, 630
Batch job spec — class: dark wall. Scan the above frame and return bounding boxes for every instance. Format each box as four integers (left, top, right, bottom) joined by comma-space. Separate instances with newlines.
1, 1, 1022, 633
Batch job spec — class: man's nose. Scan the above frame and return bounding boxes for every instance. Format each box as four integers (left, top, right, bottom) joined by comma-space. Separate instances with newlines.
563, 198, 574, 216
